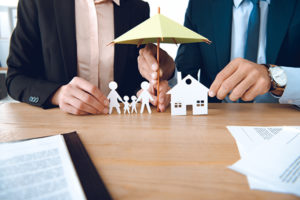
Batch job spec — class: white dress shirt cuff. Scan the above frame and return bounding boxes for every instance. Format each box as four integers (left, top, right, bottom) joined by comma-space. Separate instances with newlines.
279, 67, 300, 107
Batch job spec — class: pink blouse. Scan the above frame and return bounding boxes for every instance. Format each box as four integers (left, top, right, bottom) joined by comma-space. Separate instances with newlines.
75, 0, 120, 96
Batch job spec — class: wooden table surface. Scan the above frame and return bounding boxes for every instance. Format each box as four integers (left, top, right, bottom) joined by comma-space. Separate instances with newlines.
0, 103, 299, 200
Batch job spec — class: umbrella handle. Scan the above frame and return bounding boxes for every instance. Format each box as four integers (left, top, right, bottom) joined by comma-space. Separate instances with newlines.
157, 38, 160, 112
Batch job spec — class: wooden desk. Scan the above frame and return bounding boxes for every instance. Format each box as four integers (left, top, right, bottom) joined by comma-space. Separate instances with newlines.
0, 103, 299, 200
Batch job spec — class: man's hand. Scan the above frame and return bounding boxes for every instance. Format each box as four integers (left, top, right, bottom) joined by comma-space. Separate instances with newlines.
137, 80, 171, 112
51, 77, 109, 115
209, 58, 271, 101
138, 44, 175, 85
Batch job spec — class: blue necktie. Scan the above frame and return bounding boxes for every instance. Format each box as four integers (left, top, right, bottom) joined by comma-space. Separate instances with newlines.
244, 0, 260, 62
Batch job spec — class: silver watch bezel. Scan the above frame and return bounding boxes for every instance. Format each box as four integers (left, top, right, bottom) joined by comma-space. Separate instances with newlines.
268, 66, 287, 87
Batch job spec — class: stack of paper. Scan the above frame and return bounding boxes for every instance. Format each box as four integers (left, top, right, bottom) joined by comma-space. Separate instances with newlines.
227, 126, 300, 197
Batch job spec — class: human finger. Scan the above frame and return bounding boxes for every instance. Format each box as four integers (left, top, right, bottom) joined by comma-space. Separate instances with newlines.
138, 54, 152, 81
60, 102, 89, 115
209, 59, 239, 97
70, 77, 109, 107
241, 83, 262, 101
141, 44, 159, 72
66, 95, 99, 114
216, 68, 247, 100
229, 76, 256, 101
158, 81, 170, 112
64, 84, 107, 114
151, 71, 158, 85
151, 95, 158, 106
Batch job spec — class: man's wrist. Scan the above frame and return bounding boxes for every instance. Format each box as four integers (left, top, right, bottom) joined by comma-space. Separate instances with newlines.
51, 87, 62, 105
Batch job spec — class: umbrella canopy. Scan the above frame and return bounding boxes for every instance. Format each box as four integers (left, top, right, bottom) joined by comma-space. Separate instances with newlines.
112, 13, 211, 45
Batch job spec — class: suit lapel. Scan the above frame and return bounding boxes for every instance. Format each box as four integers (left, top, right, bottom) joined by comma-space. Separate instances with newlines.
53, 0, 77, 80
266, 0, 297, 64
113, 0, 130, 83
211, 0, 233, 70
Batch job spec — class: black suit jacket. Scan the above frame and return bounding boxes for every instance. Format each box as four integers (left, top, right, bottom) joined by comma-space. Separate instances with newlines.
6, 0, 149, 108
175, 0, 300, 102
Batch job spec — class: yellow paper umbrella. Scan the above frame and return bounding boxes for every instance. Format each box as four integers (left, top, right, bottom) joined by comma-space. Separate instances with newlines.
111, 8, 211, 112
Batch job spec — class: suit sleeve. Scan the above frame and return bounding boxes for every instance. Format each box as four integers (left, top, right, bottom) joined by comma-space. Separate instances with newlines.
6, 0, 63, 109
175, 0, 202, 79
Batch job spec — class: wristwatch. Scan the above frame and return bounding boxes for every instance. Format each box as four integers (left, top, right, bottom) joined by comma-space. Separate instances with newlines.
263, 64, 287, 97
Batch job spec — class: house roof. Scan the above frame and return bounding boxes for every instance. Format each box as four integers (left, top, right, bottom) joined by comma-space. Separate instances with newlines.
167, 75, 209, 95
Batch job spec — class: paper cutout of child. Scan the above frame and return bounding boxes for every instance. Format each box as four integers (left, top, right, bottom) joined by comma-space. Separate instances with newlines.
123, 96, 130, 114
131, 95, 138, 114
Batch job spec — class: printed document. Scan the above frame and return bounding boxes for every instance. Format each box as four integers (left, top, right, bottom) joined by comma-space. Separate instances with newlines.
0, 135, 86, 200
229, 128, 300, 196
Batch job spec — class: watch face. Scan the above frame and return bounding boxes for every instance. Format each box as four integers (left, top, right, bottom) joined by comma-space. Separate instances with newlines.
269, 67, 287, 87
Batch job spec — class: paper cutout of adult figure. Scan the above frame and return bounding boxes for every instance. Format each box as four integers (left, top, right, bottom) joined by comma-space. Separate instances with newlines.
107, 81, 123, 114
137, 81, 153, 114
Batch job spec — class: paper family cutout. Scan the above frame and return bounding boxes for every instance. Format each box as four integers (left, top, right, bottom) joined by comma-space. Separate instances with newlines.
167, 72, 209, 116
108, 72, 209, 116
108, 81, 153, 114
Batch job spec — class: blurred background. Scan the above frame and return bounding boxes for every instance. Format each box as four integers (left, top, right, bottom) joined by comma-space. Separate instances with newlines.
0, 0, 18, 101
0, 0, 18, 67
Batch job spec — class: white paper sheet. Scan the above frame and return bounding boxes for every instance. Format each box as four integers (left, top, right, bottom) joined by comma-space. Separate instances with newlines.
227, 126, 289, 157
229, 128, 300, 196
0, 135, 86, 200
228, 126, 286, 191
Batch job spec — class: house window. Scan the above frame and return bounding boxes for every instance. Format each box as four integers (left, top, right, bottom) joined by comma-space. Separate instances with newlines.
201, 100, 205, 107
185, 78, 192, 85
196, 100, 205, 107
175, 103, 182, 108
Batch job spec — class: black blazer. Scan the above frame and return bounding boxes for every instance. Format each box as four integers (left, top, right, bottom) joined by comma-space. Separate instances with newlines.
6, 0, 149, 108
175, 0, 300, 102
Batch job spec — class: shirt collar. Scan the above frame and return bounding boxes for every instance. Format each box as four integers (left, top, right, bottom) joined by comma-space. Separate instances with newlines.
113, 0, 120, 6
94, 0, 120, 6
233, 0, 243, 8
233, 0, 271, 8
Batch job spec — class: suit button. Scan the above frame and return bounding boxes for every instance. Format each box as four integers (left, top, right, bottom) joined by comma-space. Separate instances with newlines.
29, 96, 39, 103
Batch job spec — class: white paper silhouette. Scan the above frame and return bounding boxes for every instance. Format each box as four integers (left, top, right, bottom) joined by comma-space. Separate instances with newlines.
107, 81, 123, 114
167, 72, 209, 116
123, 96, 130, 114
131, 95, 138, 114
137, 81, 153, 114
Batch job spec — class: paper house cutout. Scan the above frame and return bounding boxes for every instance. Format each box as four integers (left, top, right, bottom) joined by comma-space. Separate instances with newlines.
167, 72, 209, 116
